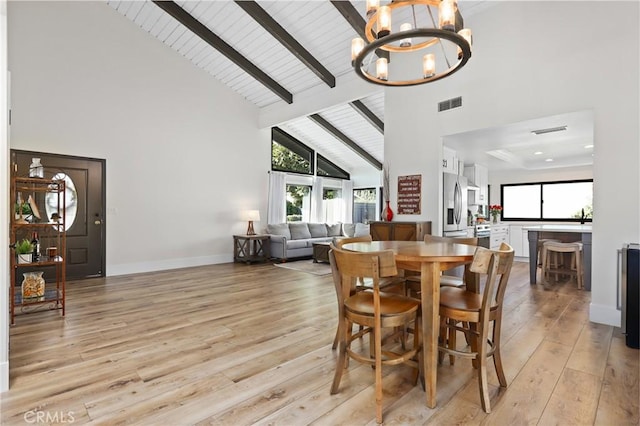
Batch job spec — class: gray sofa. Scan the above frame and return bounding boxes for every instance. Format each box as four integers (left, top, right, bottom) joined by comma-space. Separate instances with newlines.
266, 222, 370, 261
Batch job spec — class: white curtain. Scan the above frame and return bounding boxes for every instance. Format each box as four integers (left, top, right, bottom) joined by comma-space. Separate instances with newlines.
310, 176, 324, 222
342, 179, 354, 223
268, 171, 286, 224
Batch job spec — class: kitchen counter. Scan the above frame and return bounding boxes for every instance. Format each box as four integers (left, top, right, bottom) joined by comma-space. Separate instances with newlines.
523, 224, 592, 233
526, 225, 592, 290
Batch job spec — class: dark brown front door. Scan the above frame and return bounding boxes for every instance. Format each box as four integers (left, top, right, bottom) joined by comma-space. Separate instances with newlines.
11, 150, 105, 279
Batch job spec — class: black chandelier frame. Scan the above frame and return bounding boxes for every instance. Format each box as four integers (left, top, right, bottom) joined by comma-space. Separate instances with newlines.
353, 28, 472, 87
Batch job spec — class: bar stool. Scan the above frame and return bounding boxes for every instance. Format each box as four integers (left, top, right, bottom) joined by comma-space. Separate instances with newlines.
541, 241, 584, 290
537, 238, 560, 266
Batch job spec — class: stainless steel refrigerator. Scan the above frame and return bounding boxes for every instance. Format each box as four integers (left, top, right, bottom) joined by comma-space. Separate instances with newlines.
443, 173, 468, 237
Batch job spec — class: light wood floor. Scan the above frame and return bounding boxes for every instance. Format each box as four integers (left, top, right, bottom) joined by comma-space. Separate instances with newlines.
1, 260, 638, 425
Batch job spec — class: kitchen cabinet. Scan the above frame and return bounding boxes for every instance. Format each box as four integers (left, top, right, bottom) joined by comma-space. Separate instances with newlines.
508, 225, 529, 257
369, 221, 432, 241
522, 229, 530, 257
442, 146, 459, 175
490, 224, 509, 250
464, 164, 488, 203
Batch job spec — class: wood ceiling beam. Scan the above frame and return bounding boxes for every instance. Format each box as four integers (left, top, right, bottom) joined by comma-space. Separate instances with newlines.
235, 1, 335, 88
152, 1, 293, 104
329, 1, 389, 62
350, 100, 384, 134
309, 114, 382, 170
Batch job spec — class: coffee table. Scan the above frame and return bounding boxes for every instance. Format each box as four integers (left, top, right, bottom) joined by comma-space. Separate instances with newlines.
312, 241, 331, 263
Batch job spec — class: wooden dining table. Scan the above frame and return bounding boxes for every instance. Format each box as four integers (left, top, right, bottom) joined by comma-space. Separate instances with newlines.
342, 240, 477, 409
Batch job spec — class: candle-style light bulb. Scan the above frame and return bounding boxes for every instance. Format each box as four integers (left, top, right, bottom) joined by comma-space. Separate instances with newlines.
439, 0, 456, 31
400, 23, 412, 47
377, 5, 391, 38
423, 54, 435, 78
457, 28, 472, 59
376, 57, 388, 80
366, 0, 379, 19
351, 38, 364, 62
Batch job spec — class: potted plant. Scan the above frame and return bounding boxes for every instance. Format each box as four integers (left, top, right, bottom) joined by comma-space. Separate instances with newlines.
15, 238, 34, 264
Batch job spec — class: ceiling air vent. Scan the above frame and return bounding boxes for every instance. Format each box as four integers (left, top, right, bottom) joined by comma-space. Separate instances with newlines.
531, 125, 567, 135
438, 96, 462, 112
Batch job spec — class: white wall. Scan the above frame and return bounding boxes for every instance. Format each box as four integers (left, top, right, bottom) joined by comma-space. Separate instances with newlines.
385, 2, 639, 326
7, 1, 270, 275
1, 0, 9, 393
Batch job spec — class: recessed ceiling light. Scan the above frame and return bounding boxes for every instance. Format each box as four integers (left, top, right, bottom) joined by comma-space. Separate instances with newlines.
545, 158, 554, 162
584, 144, 593, 149
534, 151, 543, 155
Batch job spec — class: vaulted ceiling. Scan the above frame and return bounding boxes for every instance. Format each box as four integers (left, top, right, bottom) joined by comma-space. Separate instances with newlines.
106, 0, 491, 175
106, 1, 591, 176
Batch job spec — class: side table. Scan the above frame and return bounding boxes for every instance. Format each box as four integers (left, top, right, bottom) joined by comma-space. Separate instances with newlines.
233, 235, 270, 264
312, 241, 331, 263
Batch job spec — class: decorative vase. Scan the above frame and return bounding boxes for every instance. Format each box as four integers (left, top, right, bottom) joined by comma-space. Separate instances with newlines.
381, 200, 394, 222
492, 215, 498, 224
29, 158, 44, 178
22, 271, 45, 301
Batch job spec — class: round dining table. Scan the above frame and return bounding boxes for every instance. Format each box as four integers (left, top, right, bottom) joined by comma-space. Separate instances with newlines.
342, 240, 477, 409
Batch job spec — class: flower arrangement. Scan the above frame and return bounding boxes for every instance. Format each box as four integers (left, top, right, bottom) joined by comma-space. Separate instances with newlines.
489, 204, 502, 222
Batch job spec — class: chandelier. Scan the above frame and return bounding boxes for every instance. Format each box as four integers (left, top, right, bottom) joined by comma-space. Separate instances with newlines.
351, 0, 472, 86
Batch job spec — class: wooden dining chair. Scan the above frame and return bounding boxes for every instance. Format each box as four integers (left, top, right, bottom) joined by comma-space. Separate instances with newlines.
405, 234, 478, 297
329, 238, 405, 350
330, 245, 421, 424
334, 234, 373, 249
403, 235, 478, 364
339, 235, 406, 290
437, 242, 515, 413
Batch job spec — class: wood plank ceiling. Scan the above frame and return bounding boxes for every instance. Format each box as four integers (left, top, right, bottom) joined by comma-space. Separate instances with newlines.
107, 0, 385, 174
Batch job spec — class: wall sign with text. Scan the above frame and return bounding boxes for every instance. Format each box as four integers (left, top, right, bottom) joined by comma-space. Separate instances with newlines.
397, 174, 421, 215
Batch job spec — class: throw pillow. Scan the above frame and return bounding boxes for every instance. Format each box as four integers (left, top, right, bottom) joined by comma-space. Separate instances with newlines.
266, 223, 291, 239
326, 223, 342, 237
308, 223, 328, 238
289, 223, 312, 240
342, 223, 356, 237
354, 223, 370, 237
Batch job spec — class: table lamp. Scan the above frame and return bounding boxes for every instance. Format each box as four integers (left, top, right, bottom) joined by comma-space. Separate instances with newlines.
243, 210, 260, 235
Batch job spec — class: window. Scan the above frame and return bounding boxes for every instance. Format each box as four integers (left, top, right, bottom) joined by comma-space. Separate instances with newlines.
272, 127, 313, 175
286, 184, 311, 222
323, 187, 342, 224
317, 154, 350, 180
271, 127, 352, 223
353, 188, 377, 223
45, 173, 78, 231
271, 129, 350, 180
501, 179, 593, 221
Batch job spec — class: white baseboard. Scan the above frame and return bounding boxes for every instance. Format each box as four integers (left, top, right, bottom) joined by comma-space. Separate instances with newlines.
589, 302, 622, 327
107, 254, 233, 277
0, 360, 8, 392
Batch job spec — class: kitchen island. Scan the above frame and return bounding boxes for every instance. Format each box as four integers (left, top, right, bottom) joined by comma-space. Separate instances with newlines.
525, 225, 593, 290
